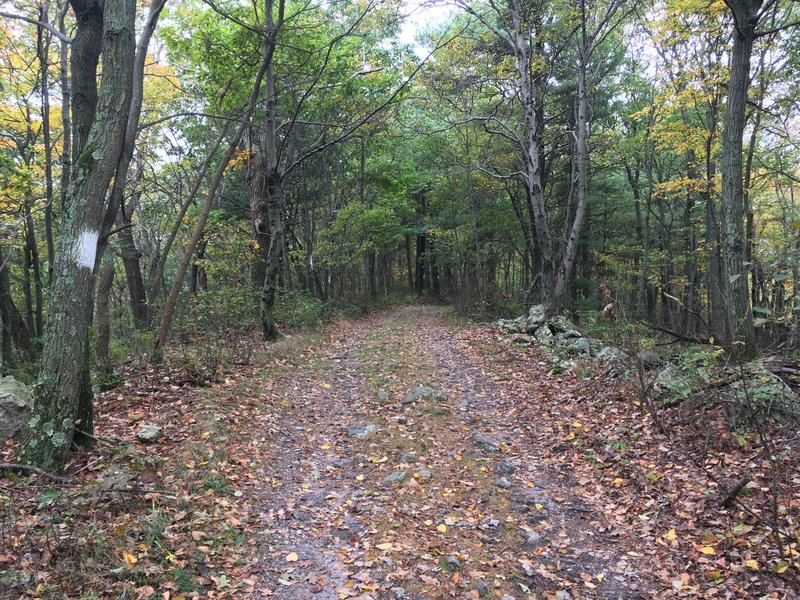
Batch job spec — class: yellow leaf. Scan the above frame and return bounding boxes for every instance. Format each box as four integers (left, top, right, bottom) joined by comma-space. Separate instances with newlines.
437, 524, 447, 533
424, 519, 433, 526
612, 478, 624, 486
123, 551, 138, 566
320, 444, 332, 450
376, 543, 394, 550
774, 560, 789, 574
665, 529, 677, 541
744, 559, 759, 569
700, 546, 716, 555
321, 383, 331, 389
355, 474, 365, 481
286, 552, 299, 562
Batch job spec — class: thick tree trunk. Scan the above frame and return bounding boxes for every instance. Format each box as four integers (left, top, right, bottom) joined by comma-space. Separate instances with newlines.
18, 0, 136, 472
720, 0, 759, 357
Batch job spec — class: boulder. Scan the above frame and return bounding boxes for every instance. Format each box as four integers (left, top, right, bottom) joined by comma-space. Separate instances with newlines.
653, 364, 707, 404
638, 349, 665, 368
727, 362, 800, 426
534, 326, 555, 345
135, 424, 164, 444
506, 333, 534, 346
524, 305, 547, 333
382, 470, 409, 487
596, 346, 631, 378
549, 315, 579, 334
555, 336, 591, 357
0, 376, 33, 441
401, 385, 445, 405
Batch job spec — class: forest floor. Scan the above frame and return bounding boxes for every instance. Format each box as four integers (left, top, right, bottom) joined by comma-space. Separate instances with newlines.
2, 305, 798, 599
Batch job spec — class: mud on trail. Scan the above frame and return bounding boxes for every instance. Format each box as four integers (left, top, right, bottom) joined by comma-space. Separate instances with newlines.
241, 306, 654, 599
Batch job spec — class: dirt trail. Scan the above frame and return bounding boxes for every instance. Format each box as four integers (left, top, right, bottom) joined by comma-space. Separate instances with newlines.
247, 306, 653, 599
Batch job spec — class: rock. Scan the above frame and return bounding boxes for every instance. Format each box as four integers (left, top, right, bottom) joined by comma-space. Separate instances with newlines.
497, 460, 516, 474
0, 568, 31, 588
382, 470, 409, 487
480, 516, 500, 527
524, 305, 547, 333
401, 385, 445, 405
521, 531, 546, 549
638, 349, 665, 368
399, 453, 416, 464
471, 432, 500, 452
534, 326, 555, 345
392, 588, 409, 600
555, 336, 591, 357
496, 476, 513, 489
555, 591, 574, 600
135, 424, 164, 444
440, 556, 463, 572
653, 363, 707, 404
496, 318, 524, 333
727, 361, 800, 425
377, 389, 390, 403
549, 315, 579, 333
596, 346, 631, 378
0, 376, 33, 441
506, 333, 534, 346
415, 467, 432, 480
347, 423, 379, 439
473, 581, 490, 598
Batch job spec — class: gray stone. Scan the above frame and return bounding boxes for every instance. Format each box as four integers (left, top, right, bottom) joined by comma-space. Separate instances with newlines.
496, 477, 513, 489
399, 453, 417, 464
496, 318, 524, 333
555, 336, 591, 357
415, 467, 432, 480
497, 460, 516, 474
471, 432, 500, 452
392, 588, 408, 600
347, 423, 379, 439
440, 556, 463, 572
506, 333, 535, 346
0, 376, 33, 441
377, 389, 390, 403
135, 424, 164, 444
382, 470, 409, 487
654, 363, 708, 403
0, 568, 31, 588
534, 326, 555, 345
727, 361, 800, 425
549, 315, 579, 333
596, 346, 631, 378
401, 385, 445, 405
480, 517, 500, 528
638, 349, 665, 368
473, 581, 490, 598
524, 305, 547, 333
521, 531, 546, 549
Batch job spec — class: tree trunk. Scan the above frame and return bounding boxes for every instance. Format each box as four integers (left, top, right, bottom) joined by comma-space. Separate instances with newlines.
19, 0, 136, 472
94, 251, 115, 373
720, 0, 759, 357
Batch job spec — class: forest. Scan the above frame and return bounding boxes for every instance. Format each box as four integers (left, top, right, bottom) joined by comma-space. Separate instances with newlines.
0, 0, 799, 597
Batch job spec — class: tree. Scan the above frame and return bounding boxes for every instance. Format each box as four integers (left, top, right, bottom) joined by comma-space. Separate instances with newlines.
19, 0, 136, 471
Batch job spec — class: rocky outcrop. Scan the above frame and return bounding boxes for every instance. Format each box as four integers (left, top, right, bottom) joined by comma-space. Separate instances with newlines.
0, 376, 33, 441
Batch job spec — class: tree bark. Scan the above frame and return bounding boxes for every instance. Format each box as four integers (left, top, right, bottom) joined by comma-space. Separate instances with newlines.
720, 0, 760, 357
18, 0, 136, 472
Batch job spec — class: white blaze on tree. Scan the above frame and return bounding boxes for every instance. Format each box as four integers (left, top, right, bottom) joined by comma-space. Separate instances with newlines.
75, 230, 99, 269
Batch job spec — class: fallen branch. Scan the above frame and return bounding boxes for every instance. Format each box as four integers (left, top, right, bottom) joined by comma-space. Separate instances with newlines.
0, 463, 71, 482
719, 474, 752, 508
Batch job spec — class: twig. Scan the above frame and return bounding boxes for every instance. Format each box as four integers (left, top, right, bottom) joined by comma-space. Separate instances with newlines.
0, 463, 71, 482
